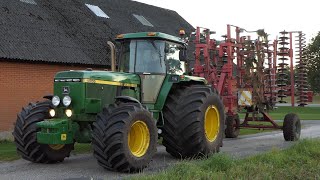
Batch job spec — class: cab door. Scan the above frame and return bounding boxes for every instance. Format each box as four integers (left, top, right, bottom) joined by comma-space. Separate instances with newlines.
134, 40, 167, 103
140, 74, 165, 103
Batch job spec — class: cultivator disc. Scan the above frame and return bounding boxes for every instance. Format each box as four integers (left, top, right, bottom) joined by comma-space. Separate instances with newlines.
295, 32, 308, 106
263, 42, 277, 109
277, 31, 290, 103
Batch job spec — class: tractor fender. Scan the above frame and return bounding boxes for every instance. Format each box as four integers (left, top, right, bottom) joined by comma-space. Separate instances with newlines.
179, 75, 208, 84
43, 94, 53, 100
115, 96, 143, 108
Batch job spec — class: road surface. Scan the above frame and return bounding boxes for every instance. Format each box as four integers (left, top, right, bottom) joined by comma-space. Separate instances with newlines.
1, 120, 320, 180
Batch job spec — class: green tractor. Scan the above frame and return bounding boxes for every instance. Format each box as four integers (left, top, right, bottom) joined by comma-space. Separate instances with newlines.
13, 32, 225, 172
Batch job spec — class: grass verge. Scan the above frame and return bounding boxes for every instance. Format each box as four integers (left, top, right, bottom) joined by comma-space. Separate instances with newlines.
134, 139, 320, 180
0, 140, 92, 161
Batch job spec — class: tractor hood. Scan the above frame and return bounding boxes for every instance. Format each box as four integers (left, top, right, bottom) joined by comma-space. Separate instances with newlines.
54, 70, 140, 85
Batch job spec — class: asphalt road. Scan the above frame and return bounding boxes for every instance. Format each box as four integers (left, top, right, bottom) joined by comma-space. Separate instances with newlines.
1, 120, 320, 180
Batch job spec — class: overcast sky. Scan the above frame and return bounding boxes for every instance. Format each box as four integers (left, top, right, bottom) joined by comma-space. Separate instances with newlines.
135, 0, 318, 43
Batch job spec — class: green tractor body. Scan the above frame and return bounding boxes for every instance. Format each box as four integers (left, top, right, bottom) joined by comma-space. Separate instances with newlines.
13, 32, 224, 172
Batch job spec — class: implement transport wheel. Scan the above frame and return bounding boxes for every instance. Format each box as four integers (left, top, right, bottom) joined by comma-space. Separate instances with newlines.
162, 85, 225, 158
283, 113, 301, 141
12, 101, 73, 163
92, 103, 157, 173
225, 114, 240, 138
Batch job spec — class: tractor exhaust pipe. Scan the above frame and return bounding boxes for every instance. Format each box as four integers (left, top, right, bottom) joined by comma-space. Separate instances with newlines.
107, 41, 116, 71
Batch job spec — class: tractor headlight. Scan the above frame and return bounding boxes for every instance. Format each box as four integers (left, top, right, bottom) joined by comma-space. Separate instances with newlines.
49, 109, 56, 117
65, 109, 73, 117
62, 96, 72, 107
52, 96, 60, 107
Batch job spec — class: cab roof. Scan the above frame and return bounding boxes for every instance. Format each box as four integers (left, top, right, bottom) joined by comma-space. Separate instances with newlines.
115, 32, 185, 44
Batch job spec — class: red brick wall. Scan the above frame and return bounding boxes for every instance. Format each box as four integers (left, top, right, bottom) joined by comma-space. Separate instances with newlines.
0, 61, 104, 131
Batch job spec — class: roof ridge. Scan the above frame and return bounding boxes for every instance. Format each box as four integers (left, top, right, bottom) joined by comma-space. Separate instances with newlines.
130, 0, 175, 12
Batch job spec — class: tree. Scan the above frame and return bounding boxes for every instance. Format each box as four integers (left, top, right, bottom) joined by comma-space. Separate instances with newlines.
305, 32, 320, 93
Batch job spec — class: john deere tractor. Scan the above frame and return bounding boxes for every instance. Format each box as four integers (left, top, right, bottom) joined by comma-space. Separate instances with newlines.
13, 32, 225, 172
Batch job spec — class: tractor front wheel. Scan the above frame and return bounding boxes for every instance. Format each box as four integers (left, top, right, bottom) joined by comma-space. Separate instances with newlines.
92, 103, 157, 172
283, 113, 301, 141
12, 101, 73, 163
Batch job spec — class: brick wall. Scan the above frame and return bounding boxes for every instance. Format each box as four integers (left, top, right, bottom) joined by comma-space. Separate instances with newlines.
0, 61, 104, 131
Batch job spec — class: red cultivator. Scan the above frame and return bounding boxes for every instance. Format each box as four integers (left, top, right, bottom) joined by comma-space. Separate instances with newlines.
189, 25, 305, 140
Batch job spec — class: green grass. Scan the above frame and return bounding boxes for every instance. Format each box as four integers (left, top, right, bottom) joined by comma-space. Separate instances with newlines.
314, 95, 320, 104
134, 139, 320, 180
239, 106, 320, 120
283, 95, 320, 104
239, 122, 283, 136
269, 106, 320, 120
0, 140, 20, 161
0, 141, 92, 161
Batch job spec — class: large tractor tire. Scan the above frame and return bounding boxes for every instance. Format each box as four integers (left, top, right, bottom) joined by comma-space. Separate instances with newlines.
283, 113, 301, 141
92, 103, 157, 172
162, 85, 225, 158
12, 101, 73, 163
225, 114, 240, 138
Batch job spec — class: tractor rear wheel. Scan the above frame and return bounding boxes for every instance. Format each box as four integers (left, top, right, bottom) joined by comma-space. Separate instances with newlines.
283, 113, 301, 141
92, 103, 157, 172
162, 85, 225, 158
225, 114, 240, 138
12, 101, 73, 163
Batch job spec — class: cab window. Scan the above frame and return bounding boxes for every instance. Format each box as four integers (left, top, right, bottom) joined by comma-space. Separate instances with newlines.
165, 42, 184, 74
118, 40, 166, 74
135, 40, 165, 74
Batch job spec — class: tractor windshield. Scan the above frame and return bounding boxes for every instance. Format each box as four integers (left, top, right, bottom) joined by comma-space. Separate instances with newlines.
119, 40, 166, 74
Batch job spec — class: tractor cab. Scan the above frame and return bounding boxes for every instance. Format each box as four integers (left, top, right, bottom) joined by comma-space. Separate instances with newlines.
116, 32, 187, 75
115, 32, 188, 104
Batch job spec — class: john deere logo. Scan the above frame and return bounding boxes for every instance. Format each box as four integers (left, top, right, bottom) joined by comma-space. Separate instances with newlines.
62, 86, 70, 94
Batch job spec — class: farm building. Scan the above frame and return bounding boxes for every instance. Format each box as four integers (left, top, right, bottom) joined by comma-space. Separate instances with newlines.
0, 0, 194, 132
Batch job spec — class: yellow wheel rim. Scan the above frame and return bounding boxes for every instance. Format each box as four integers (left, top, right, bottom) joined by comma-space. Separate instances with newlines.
128, 120, 150, 157
204, 105, 220, 142
48, 144, 65, 150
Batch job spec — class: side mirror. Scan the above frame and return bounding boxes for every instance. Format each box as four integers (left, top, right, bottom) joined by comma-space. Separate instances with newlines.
179, 49, 187, 61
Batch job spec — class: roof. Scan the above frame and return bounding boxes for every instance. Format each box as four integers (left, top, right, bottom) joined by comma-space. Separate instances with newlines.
0, 0, 194, 66
116, 32, 186, 44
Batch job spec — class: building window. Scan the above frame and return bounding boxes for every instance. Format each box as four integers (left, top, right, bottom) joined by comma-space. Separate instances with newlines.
20, 0, 37, 5
85, 4, 110, 18
133, 14, 154, 27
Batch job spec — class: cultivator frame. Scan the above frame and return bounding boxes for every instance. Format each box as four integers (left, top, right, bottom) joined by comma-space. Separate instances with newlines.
190, 24, 307, 135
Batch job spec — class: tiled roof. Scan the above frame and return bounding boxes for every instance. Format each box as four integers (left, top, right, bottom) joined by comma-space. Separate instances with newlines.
0, 0, 194, 66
